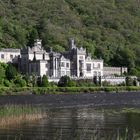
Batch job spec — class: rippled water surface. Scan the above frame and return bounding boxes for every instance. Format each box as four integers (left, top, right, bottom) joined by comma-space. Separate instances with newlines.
0, 107, 140, 140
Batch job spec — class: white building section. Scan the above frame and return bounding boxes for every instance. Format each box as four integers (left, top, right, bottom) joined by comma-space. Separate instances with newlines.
0, 48, 20, 63
104, 67, 127, 76
19, 39, 50, 74
18, 39, 104, 79
102, 76, 126, 85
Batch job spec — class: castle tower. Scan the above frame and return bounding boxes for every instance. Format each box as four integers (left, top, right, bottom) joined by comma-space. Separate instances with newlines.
33, 39, 42, 50
76, 47, 86, 77
69, 38, 87, 77
68, 38, 76, 49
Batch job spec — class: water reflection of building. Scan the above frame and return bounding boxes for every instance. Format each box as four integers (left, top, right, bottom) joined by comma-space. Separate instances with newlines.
0, 107, 138, 140
43, 108, 139, 140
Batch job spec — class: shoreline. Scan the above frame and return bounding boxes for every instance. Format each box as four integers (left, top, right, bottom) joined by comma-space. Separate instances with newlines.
0, 92, 140, 108
1, 86, 140, 96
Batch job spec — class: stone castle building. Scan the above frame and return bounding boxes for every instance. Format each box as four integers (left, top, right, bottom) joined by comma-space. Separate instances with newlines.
0, 39, 128, 84
19, 39, 103, 79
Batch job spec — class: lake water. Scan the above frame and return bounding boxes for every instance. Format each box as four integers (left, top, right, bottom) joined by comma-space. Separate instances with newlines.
0, 107, 140, 140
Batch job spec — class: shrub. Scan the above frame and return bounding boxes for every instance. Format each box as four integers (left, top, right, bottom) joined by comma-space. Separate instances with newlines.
49, 82, 57, 87
23, 74, 31, 86
37, 77, 42, 87
14, 76, 27, 87
104, 87, 114, 92
31, 74, 37, 87
0, 78, 3, 85
68, 80, 76, 87
93, 76, 98, 85
58, 75, 75, 87
41, 75, 49, 87
126, 76, 134, 86
3, 80, 10, 87
5, 64, 18, 80
76, 79, 95, 87
102, 81, 111, 86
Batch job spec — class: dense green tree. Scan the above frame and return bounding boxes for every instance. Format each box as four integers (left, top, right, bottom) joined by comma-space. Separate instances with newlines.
112, 48, 136, 69
5, 64, 18, 80
0, 63, 7, 84
93, 76, 98, 86
53, 44, 65, 53
13, 76, 27, 87
0, 63, 7, 79
31, 74, 37, 87
58, 76, 69, 87
58, 75, 75, 87
41, 75, 49, 87
126, 76, 134, 86
3, 79, 10, 87
23, 74, 33, 87
27, 28, 39, 47
1, 0, 140, 74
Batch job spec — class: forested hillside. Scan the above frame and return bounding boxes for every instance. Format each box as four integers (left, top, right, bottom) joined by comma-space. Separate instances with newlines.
0, 0, 140, 75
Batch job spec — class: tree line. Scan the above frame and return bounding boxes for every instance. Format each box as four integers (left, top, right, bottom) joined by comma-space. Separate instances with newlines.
0, 0, 140, 76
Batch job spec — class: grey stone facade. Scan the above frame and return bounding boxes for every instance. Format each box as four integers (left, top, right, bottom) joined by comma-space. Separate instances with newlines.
18, 39, 104, 78
103, 67, 128, 76
0, 48, 20, 64
0, 39, 128, 85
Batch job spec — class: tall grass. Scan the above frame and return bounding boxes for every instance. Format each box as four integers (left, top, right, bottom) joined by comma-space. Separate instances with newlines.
0, 86, 140, 95
31, 86, 140, 95
0, 105, 44, 127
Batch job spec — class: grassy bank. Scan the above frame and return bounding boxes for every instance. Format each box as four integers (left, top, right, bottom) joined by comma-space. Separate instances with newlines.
0, 105, 44, 127
32, 86, 140, 94
0, 86, 140, 95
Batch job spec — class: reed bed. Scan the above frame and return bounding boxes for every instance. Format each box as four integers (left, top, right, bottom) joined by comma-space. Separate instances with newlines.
0, 105, 44, 127
0, 86, 140, 95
